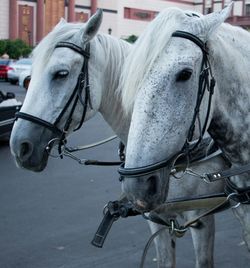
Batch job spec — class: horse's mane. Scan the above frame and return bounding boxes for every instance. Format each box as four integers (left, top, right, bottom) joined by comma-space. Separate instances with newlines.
32, 20, 131, 94
119, 7, 190, 113
96, 34, 131, 100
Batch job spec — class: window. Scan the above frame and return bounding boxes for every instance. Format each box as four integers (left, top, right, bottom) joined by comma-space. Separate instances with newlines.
76, 12, 89, 22
124, 8, 158, 21
246, 4, 250, 16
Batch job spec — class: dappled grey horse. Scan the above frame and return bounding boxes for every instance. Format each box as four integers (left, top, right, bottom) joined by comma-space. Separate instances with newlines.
10, 10, 227, 268
119, 3, 250, 263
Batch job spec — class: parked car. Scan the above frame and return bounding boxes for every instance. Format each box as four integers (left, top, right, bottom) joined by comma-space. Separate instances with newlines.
19, 69, 31, 90
0, 59, 14, 81
0, 91, 22, 141
8, 58, 32, 85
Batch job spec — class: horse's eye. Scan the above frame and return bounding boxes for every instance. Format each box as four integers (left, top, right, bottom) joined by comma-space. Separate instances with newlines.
54, 70, 69, 79
176, 68, 193, 82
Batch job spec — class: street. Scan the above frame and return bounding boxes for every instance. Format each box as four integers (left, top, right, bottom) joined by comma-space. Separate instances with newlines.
0, 82, 250, 268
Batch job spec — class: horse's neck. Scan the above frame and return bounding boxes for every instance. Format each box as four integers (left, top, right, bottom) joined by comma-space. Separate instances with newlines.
100, 94, 131, 144
95, 35, 131, 144
208, 25, 250, 185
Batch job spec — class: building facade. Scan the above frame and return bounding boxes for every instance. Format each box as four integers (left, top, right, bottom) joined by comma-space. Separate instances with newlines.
1, 0, 250, 46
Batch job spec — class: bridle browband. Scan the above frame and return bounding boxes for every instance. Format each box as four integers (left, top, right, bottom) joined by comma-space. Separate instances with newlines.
119, 30, 216, 178
15, 41, 91, 156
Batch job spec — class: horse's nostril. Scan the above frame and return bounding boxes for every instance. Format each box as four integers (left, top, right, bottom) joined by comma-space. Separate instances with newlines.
146, 175, 158, 195
19, 141, 33, 161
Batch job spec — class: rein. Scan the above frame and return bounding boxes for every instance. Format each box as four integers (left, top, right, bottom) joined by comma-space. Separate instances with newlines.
15, 41, 91, 156
118, 30, 216, 179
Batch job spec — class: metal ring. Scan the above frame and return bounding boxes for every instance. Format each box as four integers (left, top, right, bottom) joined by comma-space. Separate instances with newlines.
103, 204, 109, 215
142, 213, 151, 221
169, 220, 175, 236
46, 138, 65, 158
227, 192, 238, 201
227, 193, 241, 209
232, 202, 241, 209
171, 153, 189, 179
202, 175, 212, 184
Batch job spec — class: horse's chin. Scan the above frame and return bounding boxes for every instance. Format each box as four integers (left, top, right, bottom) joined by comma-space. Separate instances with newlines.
133, 200, 157, 213
15, 152, 49, 172
132, 194, 166, 213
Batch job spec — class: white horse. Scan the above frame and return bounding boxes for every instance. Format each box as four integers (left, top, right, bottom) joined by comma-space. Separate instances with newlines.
10, 10, 225, 268
120, 2, 250, 259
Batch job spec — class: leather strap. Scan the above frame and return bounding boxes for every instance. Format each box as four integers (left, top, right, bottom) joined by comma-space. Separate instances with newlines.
206, 163, 250, 181
55, 41, 90, 58
172, 31, 208, 54
16, 111, 62, 136
150, 193, 228, 215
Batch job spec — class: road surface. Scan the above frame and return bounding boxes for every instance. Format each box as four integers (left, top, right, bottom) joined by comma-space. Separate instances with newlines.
0, 82, 249, 267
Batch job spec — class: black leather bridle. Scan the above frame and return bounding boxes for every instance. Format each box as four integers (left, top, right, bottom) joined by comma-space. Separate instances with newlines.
15, 41, 91, 155
119, 30, 216, 178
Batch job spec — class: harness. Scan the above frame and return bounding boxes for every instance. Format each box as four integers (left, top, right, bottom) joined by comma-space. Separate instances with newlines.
14, 33, 250, 262
118, 30, 250, 205
15, 41, 91, 156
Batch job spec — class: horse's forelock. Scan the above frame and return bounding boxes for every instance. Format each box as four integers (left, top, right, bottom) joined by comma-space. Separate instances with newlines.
31, 22, 84, 78
119, 8, 193, 114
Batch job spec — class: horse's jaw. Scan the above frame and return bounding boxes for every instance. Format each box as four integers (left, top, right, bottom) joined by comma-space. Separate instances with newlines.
121, 167, 171, 212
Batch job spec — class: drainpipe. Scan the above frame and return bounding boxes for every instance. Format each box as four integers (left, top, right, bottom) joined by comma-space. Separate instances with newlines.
9, 0, 18, 40
68, 0, 75, 22
36, 0, 44, 43
91, 0, 97, 15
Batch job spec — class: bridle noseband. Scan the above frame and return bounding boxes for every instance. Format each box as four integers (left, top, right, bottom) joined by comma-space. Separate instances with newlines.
119, 30, 216, 178
15, 41, 91, 156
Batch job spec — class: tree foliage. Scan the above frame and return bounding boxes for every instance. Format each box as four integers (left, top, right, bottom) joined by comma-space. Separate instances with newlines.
0, 39, 32, 59
123, 35, 138, 44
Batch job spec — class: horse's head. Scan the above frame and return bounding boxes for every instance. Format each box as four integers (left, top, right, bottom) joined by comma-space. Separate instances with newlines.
10, 10, 104, 171
120, 4, 233, 212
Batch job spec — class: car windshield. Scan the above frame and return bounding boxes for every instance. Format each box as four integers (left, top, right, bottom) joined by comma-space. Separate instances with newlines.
0, 60, 9, 65
16, 59, 32, 65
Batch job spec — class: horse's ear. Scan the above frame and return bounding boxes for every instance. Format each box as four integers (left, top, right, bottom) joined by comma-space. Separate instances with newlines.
57, 18, 67, 26
196, 2, 233, 40
81, 9, 103, 43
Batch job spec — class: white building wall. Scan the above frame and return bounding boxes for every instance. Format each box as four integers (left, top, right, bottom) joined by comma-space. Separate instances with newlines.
213, 3, 222, 12
75, 0, 90, 6
99, 12, 118, 36
234, 1, 243, 16
98, 0, 117, 10
0, 0, 9, 39
98, 0, 118, 36
74, 1, 118, 36
213, 1, 242, 15
0, 0, 249, 43
117, 0, 202, 38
